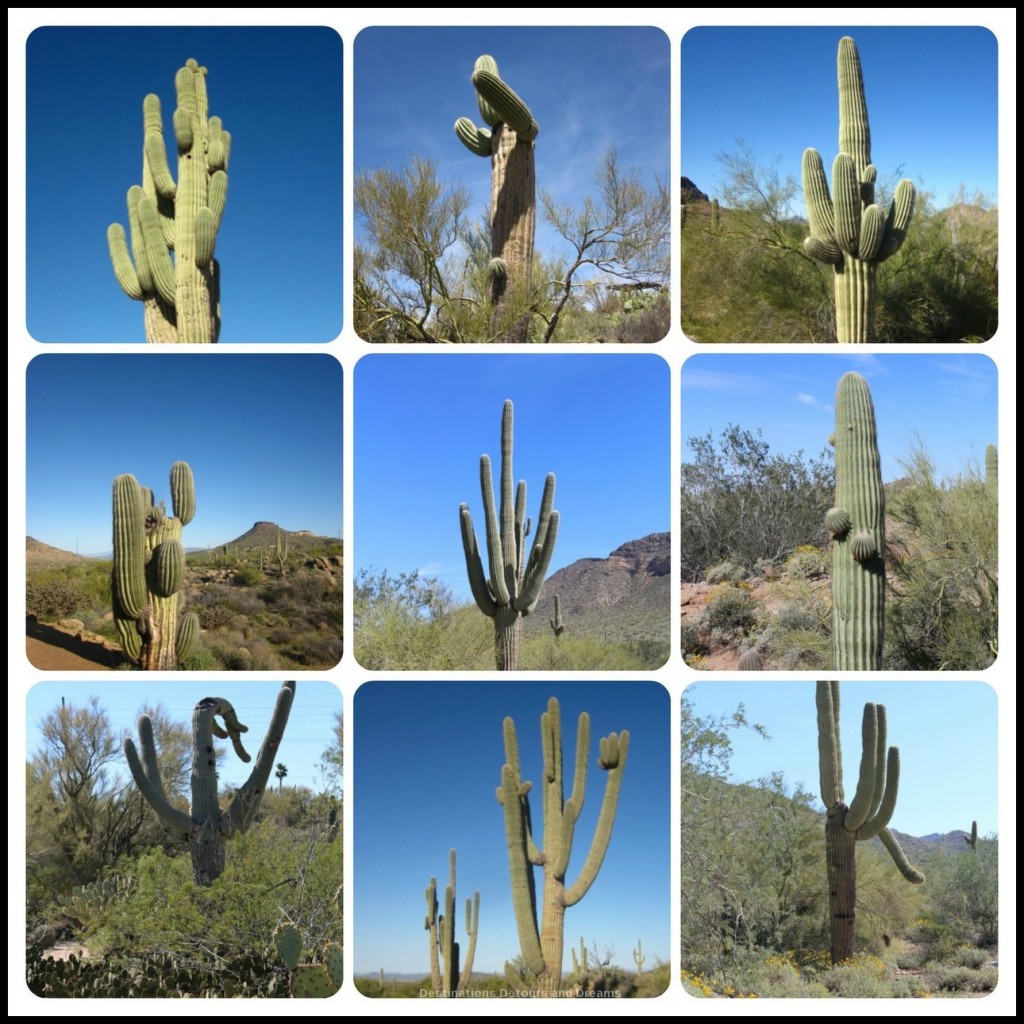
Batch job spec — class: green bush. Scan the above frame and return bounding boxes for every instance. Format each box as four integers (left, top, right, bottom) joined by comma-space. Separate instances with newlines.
233, 564, 265, 587
702, 587, 758, 636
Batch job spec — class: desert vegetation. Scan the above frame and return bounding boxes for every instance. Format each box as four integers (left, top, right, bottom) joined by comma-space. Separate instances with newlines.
680, 387, 996, 672
680, 688, 998, 998
26, 686, 343, 998
26, 526, 343, 671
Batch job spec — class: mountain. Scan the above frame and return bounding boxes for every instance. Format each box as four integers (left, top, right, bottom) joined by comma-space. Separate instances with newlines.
524, 533, 670, 646
203, 521, 342, 555
25, 537, 90, 567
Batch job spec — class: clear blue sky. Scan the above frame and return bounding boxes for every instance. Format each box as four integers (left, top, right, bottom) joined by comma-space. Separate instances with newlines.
681, 353, 997, 485
26, 680, 341, 796
27, 27, 342, 343
27, 355, 343, 554
355, 354, 669, 602
354, 27, 669, 288
354, 680, 670, 976
682, 27, 998, 214
683, 681, 997, 838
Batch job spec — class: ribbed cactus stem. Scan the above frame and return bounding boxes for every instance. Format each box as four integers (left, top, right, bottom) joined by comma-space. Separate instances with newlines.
549, 594, 565, 639
111, 462, 197, 669
830, 373, 885, 670
459, 401, 559, 670
497, 697, 629, 994
107, 59, 229, 342
815, 682, 923, 964
424, 849, 479, 997
454, 55, 537, 342
965, 819, 979, 850
802, 37, 916, 342
125, 682, 295, 886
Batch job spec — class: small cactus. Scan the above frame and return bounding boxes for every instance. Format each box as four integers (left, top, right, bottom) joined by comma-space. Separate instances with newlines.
965, 820, 979, 850
802, 38, 916, 343
107, 59, 230, 343
272, 923, 342, 998
632, 939, 645, 977
549, 594, 566, 639
424, 849, 479, 997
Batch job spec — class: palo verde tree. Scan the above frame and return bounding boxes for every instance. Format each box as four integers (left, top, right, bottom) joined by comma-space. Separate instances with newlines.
497, 696, 629, 994
815, 681, 924, 965
107, 59, 230, 343
124, 681, 296, 886
455, 55, 538, 343
459, 400, 559, 671
424, 848, 480, 997
802, 37, 916, 342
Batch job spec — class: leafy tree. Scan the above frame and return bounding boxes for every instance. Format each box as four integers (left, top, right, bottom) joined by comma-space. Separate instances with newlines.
680, 426, 834, 581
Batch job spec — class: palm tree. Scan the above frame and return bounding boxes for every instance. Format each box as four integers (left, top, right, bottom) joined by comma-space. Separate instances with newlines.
275, 762, 288, 792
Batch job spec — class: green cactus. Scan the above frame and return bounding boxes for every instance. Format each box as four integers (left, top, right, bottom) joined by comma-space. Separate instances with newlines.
985, 444, 998, 502
632, 939, 645, 977
424, 849, 480, 997
107, 59, 229, 343
570, 937, 589, 979
737, 649, 763, 671
125, 682, 296, 886
965, 820, 979, 850
802, 37, 916, 343
816, 681, 924, 964
828, 373, 885, 670
57, 876, 135, 926
497, 697, 629, 994
272, 923, 342, 997
112, 462, 198, 670
549, 594, 566, 640
460, 400, 559, 671
454, 55, 537, 342
710, 197, 720, 233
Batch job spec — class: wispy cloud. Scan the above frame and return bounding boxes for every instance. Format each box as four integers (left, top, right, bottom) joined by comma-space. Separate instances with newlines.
682, 369, 762, 392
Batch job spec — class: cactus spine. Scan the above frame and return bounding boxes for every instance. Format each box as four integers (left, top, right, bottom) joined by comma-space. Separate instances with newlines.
112, 462, 198, 670
454, 56, 537, 342
107, 59, 229, 343
816, 681, 924, 964
125, 682, 295, 886
828, 372, 885, 670
424, 849, 480, 996
549, 594, 565, 639
460, 400, 559, 671
802, 37, 915, 343
497, 697, 629, 994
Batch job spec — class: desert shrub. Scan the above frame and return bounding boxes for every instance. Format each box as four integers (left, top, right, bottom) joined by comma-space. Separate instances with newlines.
705, 561, 745, 584
680, 426, 833, 581
614, 290, 670, 343
195, 603, 236, 630
954, 946, 989, 969
784, 545, 829, 579
927, 962, 998, 993
26, 574, 84, 619
177, 643, 222, 671
702, 587, 758, 636
819, 956, 894, 998
233, 564, 264, 587
679, 619, 708, 658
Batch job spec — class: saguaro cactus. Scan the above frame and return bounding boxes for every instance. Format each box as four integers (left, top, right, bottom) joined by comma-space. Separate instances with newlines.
549, 594, 565, 640
112, 462, 198, 670
816, 681, 924, 964
497, 697, 629, 994
459, 400, 559, 670
424, 849, 480, 997
107, 58, 230, 343
828, 372, 885, 670
125, 681, 296, 886
802, 37, 916, 343
965, 820, 979, 851
455, 55, 537, 342
985, 444, 998, 502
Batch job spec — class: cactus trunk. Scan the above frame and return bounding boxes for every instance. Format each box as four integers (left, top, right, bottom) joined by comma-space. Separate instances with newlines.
815, 682, 923, 965
829, 373, 885, 670
802, 38, 915, 343
460, 400, 559, 671
497, 697, 629, 994
125, 682, 295, 886
455, 56, 537, 343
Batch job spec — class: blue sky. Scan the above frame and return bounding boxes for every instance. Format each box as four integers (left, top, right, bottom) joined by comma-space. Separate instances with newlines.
355, 354, 669, 602
354, 680, 670, 977
682, 27, 998, 215
26, 27, 342, 342
353, 27, 669, 294
681, 353, 997, 484
683, 681, 997, 837
26, 680, 341, 797
26, 355, 342, 554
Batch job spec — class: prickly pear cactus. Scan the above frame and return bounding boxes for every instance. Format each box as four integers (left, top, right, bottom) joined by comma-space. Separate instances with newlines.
107, 59, 230, 343
454, 55, 537, 342
112, 462, 198, 670
802, 38, 915, 343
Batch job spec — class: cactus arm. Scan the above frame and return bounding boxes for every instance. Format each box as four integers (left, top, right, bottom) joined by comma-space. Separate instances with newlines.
844, 702, 879, 831
563, 730, 629, 907
815, 681, 844, 807
479, 454, 511, 607
878, 826, 925, 883
222, 681, 296, 834
460, 505, 497, 616
457, 890, 481, 992
123, 721, 190, 837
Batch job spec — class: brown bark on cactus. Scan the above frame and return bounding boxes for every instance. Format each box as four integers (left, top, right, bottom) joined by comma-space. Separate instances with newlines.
489, 125, 535, 343
825, 801, 858, 963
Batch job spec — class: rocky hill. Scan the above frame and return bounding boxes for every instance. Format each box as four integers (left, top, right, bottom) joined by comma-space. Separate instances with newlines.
26, 537, 89, 568
524, 533, 670, 646
201, 521, 342, 556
